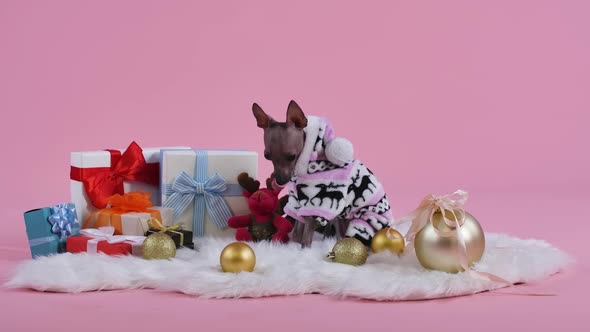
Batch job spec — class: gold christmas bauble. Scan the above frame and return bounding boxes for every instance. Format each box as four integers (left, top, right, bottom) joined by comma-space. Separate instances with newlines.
220, 242, 256, 273
371, 228, 405, 254
415, 210, 485, 273
142, 233, 177, 260
327, 238, 368, 266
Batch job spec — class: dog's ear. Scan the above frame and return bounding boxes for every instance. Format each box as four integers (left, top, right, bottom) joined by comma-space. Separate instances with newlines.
286, 100, 308, 129
252, 103, 271, 128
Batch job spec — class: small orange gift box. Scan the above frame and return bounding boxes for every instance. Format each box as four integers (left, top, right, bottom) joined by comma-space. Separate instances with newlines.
83, 191, 173, 236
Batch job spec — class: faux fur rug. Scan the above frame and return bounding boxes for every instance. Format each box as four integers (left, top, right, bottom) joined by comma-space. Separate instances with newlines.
4, 233, 571, 301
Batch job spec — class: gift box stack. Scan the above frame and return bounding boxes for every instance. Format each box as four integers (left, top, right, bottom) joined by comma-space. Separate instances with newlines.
23, 141, 257, 259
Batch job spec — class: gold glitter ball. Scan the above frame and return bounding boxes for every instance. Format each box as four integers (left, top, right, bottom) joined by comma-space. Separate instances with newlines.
142, 233, 177, 260
327, 238, 368, 266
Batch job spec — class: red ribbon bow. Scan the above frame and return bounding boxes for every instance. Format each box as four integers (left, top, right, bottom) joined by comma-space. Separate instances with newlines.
70, 142, 159, 209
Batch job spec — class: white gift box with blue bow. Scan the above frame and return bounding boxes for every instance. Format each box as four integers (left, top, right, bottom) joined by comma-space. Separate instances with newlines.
160, 149, 258, 239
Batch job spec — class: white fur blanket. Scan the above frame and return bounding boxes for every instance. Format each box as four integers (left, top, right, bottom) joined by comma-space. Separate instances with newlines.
4, 233, 571, 301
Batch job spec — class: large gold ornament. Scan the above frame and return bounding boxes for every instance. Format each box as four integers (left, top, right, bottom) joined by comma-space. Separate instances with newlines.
327, 238, 368, 266
220, 242, 256, 273
415, 210, 485, 273
371, 228, 405, 254
142, 233, 177, 260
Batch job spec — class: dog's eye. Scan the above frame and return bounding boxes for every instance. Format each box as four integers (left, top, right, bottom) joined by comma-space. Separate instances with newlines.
286, 154, 297, 162
264, 152, 271, 160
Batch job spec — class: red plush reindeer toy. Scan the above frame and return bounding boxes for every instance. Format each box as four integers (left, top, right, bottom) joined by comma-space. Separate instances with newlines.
228, 173, 293, 243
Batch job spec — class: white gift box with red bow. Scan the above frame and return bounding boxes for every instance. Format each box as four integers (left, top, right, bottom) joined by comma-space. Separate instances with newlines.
70, 142, 189, 222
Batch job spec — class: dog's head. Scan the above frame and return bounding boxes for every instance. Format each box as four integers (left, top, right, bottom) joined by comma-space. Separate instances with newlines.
252, 100, 308, 186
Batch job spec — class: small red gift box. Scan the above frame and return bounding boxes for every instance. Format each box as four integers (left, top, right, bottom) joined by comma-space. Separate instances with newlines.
66, 227, 144, 256
67, 236, 134, 256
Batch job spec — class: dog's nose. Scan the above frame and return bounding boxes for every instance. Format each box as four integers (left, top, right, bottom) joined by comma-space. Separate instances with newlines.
275, 174, 290, 186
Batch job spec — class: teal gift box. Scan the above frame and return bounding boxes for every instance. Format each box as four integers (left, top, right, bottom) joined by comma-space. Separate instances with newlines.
23, 203, 80, 258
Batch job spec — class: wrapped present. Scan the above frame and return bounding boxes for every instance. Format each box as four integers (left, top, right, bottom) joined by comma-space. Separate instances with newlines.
24, 203, 80, 258
161, 149, 257, 239
66, 227, 144, 256
146, 219, 194, 249
83, 191, 173, 235
70, 141, 190, 222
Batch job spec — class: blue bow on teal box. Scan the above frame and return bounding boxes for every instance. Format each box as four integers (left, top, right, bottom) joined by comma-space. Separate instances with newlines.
23, 203, 80, 258
162, 150, 244, 238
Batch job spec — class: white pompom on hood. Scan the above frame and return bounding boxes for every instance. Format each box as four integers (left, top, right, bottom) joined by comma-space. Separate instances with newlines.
294, 116, 354, 176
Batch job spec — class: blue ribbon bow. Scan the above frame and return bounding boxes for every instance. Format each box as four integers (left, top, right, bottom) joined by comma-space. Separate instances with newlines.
163, 150, 242, 237
28, 203, 80, 256
48, 203, 79, 241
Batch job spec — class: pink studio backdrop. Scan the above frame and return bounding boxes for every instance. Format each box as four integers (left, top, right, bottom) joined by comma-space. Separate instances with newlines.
0, 1, 589, 331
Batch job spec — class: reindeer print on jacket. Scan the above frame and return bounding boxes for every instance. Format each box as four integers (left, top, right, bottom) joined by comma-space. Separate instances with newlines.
283, 116, 394, 245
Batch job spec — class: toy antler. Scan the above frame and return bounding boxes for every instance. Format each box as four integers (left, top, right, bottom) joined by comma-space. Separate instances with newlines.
238, 172, 260, 195
265, 177, 274, 190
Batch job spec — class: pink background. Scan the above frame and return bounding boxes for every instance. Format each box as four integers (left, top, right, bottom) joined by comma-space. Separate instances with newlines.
1, 1, 588, 331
